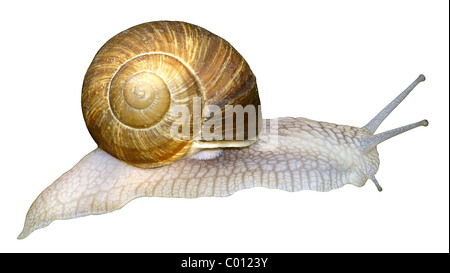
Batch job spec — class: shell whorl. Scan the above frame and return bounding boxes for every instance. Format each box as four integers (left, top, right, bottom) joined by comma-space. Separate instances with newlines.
82, 21, 260, 168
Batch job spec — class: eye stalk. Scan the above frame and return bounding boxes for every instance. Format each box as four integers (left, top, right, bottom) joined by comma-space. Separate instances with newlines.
360, 74, 428, 191
363, 74, 426, 134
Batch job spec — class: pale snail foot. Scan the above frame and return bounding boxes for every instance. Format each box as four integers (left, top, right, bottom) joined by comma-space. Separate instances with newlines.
18, 114, 428, 239
17, 117, 373, 239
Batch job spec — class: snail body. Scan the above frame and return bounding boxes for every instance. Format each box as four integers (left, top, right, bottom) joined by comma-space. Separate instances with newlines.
18, 21, 428, 239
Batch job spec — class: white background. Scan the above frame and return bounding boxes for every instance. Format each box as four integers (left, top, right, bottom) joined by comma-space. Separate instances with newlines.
1, 0, 448, 253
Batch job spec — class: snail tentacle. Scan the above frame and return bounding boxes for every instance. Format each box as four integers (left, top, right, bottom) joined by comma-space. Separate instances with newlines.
363, 74, 426, 134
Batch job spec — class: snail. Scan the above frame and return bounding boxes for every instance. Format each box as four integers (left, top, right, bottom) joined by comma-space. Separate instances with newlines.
18, 21, 428, 239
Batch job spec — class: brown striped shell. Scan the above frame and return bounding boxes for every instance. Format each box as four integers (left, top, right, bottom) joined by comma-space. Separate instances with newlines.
82, 21, 261, 168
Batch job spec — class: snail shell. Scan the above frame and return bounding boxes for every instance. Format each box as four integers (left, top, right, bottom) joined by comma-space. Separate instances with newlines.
82, 21, 261, 168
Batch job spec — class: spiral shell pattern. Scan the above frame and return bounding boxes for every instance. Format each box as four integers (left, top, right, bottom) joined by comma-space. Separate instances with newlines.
82, 21, 260, 168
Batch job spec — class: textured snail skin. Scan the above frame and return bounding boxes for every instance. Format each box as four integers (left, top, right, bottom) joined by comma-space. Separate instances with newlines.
18, 118, 377, 239
18, 113, 428, 239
